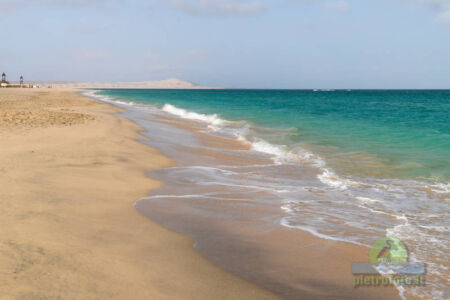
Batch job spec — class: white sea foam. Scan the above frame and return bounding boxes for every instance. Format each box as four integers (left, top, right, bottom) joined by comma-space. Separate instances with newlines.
160, 104, 327, 166
385, 216, 449, 300
159, 104, 356, 195
418, 225, 448, 232
250, 140, 292, 162
162, 104, 227, 127
90, 92, 448, 300
83, 90, 138, 106
356, 205, 394, 216
355, 196, 381, 204
317, 169, 348, 190
160, 104, 376, 195
81, 90, 96, 98
249, 139, 324, 167
166, 166, 239, 176
280, 217, 367, 246
429, 182, 450, 194
197, 180, 292, 193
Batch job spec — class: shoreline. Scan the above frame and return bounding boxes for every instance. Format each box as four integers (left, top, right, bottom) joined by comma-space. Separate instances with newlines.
0, 89, 278, 299
89, 88, 448, 299
89, 91, 403, 299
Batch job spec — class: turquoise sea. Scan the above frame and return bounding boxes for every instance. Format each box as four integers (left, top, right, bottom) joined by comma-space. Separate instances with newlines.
98, 89, 450, 182
89, 89, 449, 300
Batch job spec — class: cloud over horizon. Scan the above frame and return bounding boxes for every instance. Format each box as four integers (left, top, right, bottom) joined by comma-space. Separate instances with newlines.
1, 0, 450, 23
167, 0, 264, 16
1, 0, 449, 88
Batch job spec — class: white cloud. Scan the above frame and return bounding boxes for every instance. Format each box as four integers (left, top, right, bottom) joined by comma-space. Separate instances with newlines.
167, 0, 264, 16
417, 0, 450, 23
324, 0, 349, 12
436, 9, 450, 23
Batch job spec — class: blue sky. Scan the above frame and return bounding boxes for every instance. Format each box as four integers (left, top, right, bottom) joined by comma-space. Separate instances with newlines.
1, 0, 449, 88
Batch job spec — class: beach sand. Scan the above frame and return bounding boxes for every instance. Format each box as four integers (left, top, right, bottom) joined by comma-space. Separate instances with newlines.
0, 89, 277, 299
133, 119, 404, 300
0, 89, 402, 300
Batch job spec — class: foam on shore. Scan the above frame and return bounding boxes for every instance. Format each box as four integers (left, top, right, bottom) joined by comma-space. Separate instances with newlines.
87, 89, 449, 300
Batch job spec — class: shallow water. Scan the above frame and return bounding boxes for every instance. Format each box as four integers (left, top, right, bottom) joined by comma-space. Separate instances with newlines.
87, 89, 449, 300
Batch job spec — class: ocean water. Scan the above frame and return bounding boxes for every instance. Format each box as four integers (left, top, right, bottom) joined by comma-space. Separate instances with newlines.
87, 89, 449, 299
97, 89, 450, 181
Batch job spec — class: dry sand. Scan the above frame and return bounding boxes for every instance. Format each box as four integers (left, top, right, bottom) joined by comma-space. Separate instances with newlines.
0, 89, 277, 299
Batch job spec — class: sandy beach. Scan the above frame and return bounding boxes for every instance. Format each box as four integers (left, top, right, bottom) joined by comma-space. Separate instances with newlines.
0, 89, 406, 299
0, 89, 277, 299
2, 1, 447, 298
120, 100, 403, 299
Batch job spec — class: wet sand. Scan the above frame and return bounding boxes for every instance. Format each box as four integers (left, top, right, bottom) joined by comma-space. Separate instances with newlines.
125, 110, 403, 299
0, 89, 277, 299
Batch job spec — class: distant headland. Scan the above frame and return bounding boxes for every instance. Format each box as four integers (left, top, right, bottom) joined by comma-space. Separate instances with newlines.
41, 78, 218, 89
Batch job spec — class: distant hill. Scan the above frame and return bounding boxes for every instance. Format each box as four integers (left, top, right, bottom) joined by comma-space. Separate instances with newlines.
43, 78, 217, 89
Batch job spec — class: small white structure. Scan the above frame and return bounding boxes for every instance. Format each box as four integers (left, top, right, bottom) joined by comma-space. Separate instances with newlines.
1, 72, 9, 87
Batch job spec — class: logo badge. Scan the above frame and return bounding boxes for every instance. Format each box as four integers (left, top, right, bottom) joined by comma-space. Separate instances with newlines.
369, 236, 408, 264
352, 236, 426, 288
